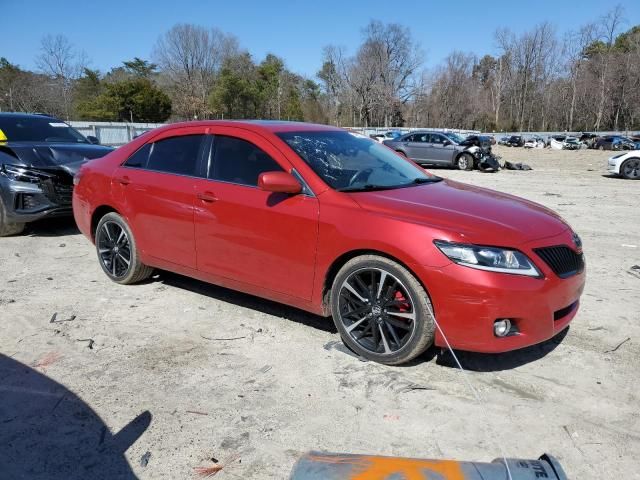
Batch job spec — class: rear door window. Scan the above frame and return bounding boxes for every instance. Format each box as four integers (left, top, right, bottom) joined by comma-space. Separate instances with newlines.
407, 134, 427, 142
210, 135, 283, 186
124, 134, 205, 177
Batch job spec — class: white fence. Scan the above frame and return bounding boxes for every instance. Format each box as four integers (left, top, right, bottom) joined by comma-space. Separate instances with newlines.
489, 130, 640, 139
352, 127, 640, 139
68, 121, 640, 146
350, 127, 481, 137
69, 121, 164, 146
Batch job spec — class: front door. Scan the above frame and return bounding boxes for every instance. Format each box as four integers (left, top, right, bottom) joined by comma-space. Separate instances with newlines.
428, 133, 457, 164
193, 128, 319, 300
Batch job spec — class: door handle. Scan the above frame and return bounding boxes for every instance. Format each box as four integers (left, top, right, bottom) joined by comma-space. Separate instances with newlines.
116, 175, 130, 185
197, 191, 218, 203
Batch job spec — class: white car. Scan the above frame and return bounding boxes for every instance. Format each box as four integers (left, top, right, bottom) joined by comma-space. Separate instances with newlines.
524, 137, 544, 149
608, 150, 640, 179
370, 131, 403, 143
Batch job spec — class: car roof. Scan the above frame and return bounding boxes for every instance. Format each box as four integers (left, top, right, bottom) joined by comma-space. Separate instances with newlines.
403, 130, 450, 135
153, 120, 343, 135
0, 112, 58, 121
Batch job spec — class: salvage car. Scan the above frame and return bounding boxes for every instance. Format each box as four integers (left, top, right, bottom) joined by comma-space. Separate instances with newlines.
607, 150, 640, 179
505, 135, 525, 147
563, 137, 582, 150
370, 130, 402, 143
74, 121, 585, 365
382, 130, 494, 170
595, 135, 635, 151
579, 132, 598, 149
524, 137, 545, 149
548, 135, 581, 150
0, 113, 113, 236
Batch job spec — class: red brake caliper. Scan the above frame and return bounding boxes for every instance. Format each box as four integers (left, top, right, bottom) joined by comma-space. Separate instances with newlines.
394, 291, 411, 327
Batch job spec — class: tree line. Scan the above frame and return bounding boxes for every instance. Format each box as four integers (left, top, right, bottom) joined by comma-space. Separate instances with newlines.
1, 8, 639, 131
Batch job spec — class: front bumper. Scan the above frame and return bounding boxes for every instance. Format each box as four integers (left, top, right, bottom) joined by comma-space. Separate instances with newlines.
417, 230, 586, 353
607, 158, 620, 174
0, 176, 74, 223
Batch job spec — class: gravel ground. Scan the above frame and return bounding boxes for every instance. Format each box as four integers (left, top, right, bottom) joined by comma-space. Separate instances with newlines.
1, 146, 639, 479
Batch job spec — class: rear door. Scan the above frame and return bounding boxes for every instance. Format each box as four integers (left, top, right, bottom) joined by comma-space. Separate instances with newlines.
405, 133, 430, 163
192, 127, 319, 300
112, 127, 207, 269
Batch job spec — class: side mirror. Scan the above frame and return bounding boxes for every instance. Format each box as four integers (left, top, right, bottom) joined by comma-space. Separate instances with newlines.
442, 140, 452, 146
86, 135, 100, 145
258, 171, 302, 194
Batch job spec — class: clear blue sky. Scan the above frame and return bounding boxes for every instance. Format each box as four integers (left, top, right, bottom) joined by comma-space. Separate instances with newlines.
5, 0, 640, 78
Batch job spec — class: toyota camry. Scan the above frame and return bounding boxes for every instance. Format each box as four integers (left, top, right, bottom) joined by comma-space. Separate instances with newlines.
73, 121, 585, 365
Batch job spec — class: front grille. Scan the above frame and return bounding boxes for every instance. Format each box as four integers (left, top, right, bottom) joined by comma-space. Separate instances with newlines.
534, 245, 584, 278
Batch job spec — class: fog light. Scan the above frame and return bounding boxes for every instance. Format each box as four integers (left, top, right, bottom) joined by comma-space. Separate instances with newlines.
494, 319, 512, 337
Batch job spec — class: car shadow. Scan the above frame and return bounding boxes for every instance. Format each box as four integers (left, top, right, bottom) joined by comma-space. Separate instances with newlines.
0, 353, 150, 479
154, 271, 338, 334
24, 216, 80, 237
434, 327, 570, 372
601, 173, 624, 180
144, 272, 569, 369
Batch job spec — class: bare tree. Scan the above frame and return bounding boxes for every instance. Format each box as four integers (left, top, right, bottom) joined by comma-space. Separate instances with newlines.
317, 46, 348, 125
592, 6, 625, 130
153, 24, 239, 119
36, 34, 86, 119
319, 21, 422, 127
496, 23, 557, 131
361, 21, 422, 126
562, 24, 597, 130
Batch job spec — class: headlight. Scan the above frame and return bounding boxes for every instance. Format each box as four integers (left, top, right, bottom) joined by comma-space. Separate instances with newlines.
434, 240, 541, 277
0, 164, 41, 183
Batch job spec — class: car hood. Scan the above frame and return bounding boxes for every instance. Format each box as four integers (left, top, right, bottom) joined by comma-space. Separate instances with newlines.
0, 142, 113, 174
348, 179, 569, 246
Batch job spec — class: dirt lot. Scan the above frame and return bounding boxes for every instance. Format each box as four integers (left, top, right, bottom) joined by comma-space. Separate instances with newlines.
1, 146, 639, 479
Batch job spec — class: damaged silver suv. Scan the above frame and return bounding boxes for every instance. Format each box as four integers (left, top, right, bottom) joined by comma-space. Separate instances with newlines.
0, 113, 113, 236
383, 130, 497, 171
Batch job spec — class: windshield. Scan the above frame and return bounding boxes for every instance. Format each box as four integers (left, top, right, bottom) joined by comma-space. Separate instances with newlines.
443, 132, 466, 144
277, 130, 440, 191
0, 116, 88, 143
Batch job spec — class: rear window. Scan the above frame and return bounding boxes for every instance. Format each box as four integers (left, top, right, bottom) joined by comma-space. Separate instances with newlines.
124, 135, 204, 177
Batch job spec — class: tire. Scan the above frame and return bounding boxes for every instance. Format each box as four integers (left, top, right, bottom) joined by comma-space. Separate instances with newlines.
0, 194, 25, 237
620, 158, 640, 180
598, 145, 605, 151
95, 212, 153, 284
330, 255, 435, 365
456, 153, 474, 171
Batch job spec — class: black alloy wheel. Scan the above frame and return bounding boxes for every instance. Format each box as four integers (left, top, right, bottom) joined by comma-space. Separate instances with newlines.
331, 255, 435, 365
95, 212, 153, 284
97, 221, 132, 279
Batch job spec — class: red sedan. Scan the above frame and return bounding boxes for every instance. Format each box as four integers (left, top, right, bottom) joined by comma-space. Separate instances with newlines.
73, 121, 585, 365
